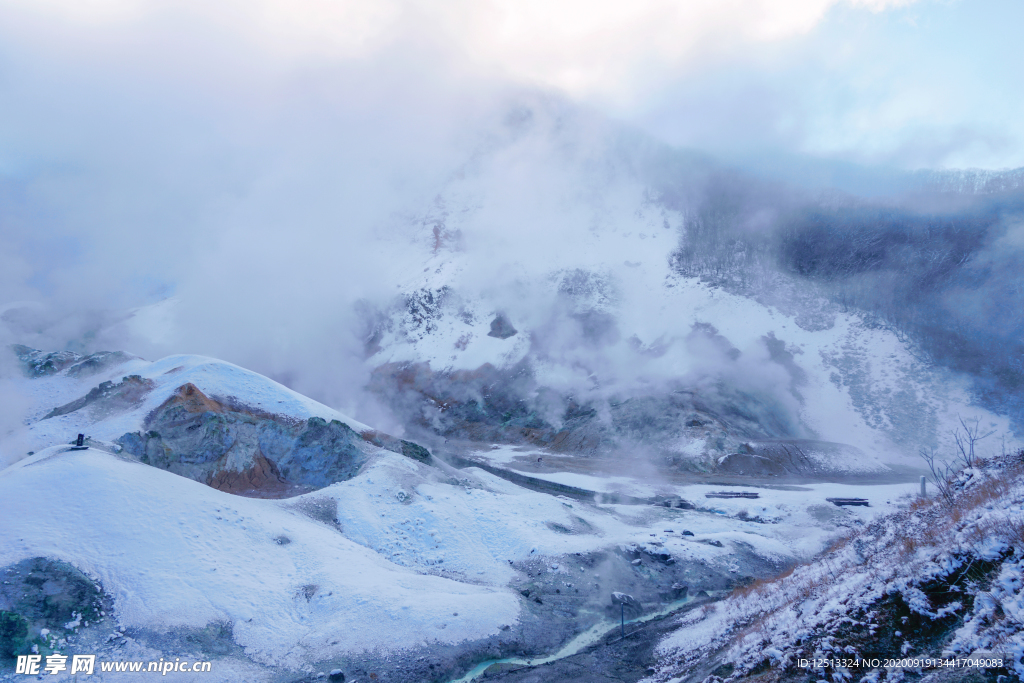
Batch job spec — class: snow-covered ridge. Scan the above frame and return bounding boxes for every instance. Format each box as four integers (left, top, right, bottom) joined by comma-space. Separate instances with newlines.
365, 255, 1015, 472
911, 166, 1024, 195
0, 345, 954, 681
2, 351, 379, 470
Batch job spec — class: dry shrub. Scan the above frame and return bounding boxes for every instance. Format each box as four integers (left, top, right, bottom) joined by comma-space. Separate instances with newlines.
823, 530, 856, 555
731, 563, 823, 628
961, 520, 998, 548
909, 496, 934, 512
960, 516, 1024, 556
732, 578, 769, 600
793, 574, 827, 603
894, 510, 952, 559
885, 464, 1024, 560
950, 506, 963, 524
997, 517, 1024, 552
733, 565, 797, 600
918, 512, 956, 549
957, 476, 1011, 511
735, 613, 771, 644
751, 615, 772, 648
733, 565, 802, 602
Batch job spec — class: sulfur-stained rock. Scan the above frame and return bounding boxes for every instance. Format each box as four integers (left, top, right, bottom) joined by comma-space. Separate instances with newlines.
116, 384, 430, 497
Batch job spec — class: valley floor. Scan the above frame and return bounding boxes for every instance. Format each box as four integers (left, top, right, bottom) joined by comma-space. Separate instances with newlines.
0, 438, 927, 683
1, 349, 1008, 683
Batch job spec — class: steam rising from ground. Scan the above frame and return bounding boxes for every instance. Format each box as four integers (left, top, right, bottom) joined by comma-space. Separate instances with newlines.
1, 0, 1023, 447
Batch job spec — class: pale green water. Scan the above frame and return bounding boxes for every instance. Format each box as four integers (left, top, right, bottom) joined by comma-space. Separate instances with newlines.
447, 592, 722, 683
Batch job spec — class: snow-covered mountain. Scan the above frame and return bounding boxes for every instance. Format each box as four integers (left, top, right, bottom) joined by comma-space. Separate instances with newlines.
0, 345, 935, 682
350, 110, 1019, 476
367, 258, 1013, 474
6, 102, 1020, 482
3, 103, 1023, 683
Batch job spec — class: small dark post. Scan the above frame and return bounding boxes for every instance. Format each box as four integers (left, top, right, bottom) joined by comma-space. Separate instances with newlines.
76, 434, 84, 447
612, 591, 639, 640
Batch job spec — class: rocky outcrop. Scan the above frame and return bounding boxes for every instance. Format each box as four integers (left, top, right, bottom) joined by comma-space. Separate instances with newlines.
12, 345, 134, 379
205, 452, 296, 497
368, 360, 560, 446
369, 360, 802, 466
359, 429, 431, 463
0, 558, 112, 661
43, 375, 155, 420
716, 439, 875, 476
487, 313, 518, 339
117, 383, 430, 496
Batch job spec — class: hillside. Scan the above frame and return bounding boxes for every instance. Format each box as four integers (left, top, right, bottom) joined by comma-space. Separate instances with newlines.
0, 346, 937, 682
651, 453, 1024, 682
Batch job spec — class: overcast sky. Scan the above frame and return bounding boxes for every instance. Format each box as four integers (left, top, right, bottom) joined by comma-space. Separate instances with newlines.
1, 0, 1021, 418
2, 0, 1019, 171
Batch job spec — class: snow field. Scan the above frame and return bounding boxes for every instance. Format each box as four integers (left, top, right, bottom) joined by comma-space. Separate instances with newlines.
0, 446, 518, 669
0, 439, 902, 671
311, 447, 927, 595
1, 346, 1011, 679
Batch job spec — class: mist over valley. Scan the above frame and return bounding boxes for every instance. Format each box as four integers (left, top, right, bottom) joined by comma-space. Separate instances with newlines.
1, 1, 1023, 681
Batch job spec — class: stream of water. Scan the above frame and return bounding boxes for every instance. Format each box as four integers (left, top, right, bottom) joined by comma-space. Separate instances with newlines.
447, 592, 723, 683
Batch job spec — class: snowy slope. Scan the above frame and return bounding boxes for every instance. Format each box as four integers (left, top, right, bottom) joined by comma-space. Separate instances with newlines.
1, 353, 377, 470
292, 456, 920, 585
651, 456, 1024, 681
365, 220, 1014, 471
0, 353, 945, 679
0, 445, 518, 669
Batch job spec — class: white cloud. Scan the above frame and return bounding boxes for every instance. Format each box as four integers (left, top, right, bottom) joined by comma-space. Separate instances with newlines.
0, 0, 916, 101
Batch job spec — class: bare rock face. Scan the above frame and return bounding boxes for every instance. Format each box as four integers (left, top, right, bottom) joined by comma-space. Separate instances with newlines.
0, 558, 112, 661
116, 383, 429, 497
716, 439, 875, 476
205, 453, 294, 497
487, 313, 518, 339
43, 375, 155, 420
368, 361, 560, 447
368, 359, 802, 467
12, 345, 134, 379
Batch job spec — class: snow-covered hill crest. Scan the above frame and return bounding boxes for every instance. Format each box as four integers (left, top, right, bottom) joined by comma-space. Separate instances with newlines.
1, 350, 432, 496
